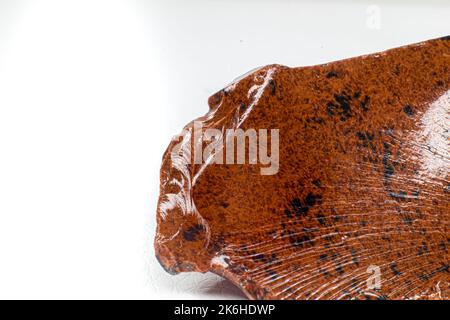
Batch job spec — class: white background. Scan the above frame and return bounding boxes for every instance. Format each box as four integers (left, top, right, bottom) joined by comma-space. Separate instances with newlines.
0, 0, 448, 299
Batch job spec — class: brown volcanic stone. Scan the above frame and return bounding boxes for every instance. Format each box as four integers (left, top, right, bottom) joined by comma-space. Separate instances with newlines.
155, 37, 450, 300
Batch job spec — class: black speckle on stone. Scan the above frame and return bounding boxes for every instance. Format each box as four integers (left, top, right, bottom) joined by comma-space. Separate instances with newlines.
382, 142, 394, 182
335, 94, 352, 118
356, 131, 376, 149
324, 235, 335, 244
389, 191, 408, 201
305, 192, 322, 207
333, 213, 343, 223
390, 263, 402, 276
312, 179, 322, 188
284, 208, 293, 219
252, 253, 266, 262
290, 193, 322, 218
351, 249, 360, 266
239, 244, 249, 252
335, 264, 345, 275
418, 264, 449, 282
267, 253, 280, 264
444, 184, 450, 193
302, 227, 318, 234
291, 198, 308, 217
360, 95, 370, 112
417, 242, 428, 256
268, 79, 277, 95
280, 222, 287, 237
326, 92, 353, 121
315, 117, 325, 125
384, 165, 394, 179
220, 201, 229, 208
403, 105, 414, 117
356, 131, 367, 141
319, 254, 328, 261
316, 213, 327, 226
326, 102, 336, 116
183, 224, 204, 241
210, 233, 226, 252
437, 264, 449, 273
319, 268, 331, 278
405, 279, 412, 288
289, 232, 314, 248
326, 71, 339, 79
402, 215, 413, 226
266, 269, 278, 280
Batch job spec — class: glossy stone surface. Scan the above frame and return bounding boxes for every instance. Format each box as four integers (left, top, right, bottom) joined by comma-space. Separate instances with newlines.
155, 37, 450, 300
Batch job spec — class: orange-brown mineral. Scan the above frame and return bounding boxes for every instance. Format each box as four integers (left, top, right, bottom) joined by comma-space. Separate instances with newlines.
155, 37, 450, 300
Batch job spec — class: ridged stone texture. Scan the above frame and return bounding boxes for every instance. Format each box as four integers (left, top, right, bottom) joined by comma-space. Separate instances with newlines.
155, 37, 450, 300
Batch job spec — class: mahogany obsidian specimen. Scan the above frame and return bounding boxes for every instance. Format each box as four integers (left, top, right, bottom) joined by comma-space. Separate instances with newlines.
155, 37, 450, 300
